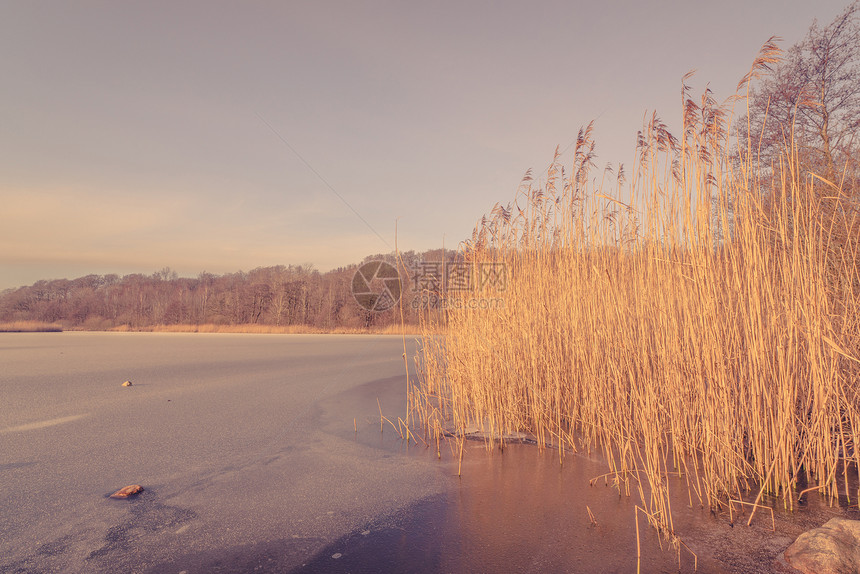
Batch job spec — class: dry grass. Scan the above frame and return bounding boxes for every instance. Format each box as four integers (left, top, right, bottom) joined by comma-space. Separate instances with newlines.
409, 48, 860, 544
0, 321, 63, 332
105, 323, 420, 335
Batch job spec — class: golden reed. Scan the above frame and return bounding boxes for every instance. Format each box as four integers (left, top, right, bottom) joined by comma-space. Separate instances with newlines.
409, 42, 860, 545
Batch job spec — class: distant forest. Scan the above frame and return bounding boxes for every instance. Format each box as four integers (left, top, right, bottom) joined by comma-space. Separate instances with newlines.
0, 249, 454, 330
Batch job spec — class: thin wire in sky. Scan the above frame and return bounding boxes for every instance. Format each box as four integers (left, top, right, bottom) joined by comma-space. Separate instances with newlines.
255, 111, 391, 249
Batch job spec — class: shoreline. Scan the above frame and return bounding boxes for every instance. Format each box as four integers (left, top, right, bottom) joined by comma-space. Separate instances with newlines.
0, 322, 425, 335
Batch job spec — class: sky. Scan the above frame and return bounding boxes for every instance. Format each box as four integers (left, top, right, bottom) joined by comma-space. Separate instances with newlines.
0, 0, 852, 291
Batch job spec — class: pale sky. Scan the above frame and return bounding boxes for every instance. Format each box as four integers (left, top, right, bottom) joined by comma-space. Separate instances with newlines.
0, 1, 851, 290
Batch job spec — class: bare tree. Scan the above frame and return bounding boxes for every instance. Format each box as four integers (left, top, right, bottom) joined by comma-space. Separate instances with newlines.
742, 2, 860, 189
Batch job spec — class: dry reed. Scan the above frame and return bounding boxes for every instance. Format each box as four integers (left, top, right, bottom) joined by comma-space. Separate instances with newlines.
0, 321, 63, 332
103, 323, 419, 335
409, 44, 860, 543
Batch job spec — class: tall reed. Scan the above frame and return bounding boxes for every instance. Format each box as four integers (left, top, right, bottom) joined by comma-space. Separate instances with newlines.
410, 47, 860, 538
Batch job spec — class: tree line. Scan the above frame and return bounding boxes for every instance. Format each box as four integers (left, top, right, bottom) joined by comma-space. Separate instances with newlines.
0, 250, 456, 330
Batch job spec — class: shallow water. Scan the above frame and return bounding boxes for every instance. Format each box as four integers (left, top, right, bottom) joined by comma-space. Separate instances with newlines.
1, 332, 855, 573
302, 427, 858, 574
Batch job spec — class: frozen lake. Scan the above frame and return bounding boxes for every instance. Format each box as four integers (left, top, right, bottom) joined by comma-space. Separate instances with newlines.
0, 332, 842, 573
